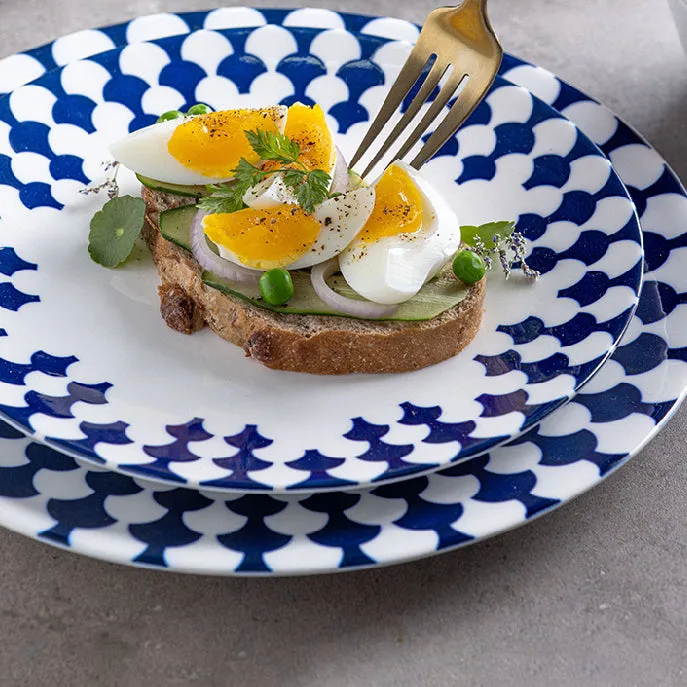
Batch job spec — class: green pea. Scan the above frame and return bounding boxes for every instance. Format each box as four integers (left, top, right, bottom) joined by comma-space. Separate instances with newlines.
187, 103, 213, 116
259, 269, 294, 305
157, 110, 185, 123
453, 249, 485, 285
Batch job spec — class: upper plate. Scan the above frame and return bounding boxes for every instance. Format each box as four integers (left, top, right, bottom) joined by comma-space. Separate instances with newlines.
0, 24, 642, 492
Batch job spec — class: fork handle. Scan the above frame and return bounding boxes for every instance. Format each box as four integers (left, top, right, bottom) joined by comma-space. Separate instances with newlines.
438, 0, 495, 51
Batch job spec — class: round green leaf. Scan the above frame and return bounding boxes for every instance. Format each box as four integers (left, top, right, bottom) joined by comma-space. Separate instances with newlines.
88, 195, 146, 267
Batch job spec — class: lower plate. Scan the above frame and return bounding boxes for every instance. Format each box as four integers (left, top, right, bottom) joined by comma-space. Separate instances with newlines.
0, 11, 685, 574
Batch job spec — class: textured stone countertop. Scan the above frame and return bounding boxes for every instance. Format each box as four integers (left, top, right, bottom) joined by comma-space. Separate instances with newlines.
0, 1, 685, 685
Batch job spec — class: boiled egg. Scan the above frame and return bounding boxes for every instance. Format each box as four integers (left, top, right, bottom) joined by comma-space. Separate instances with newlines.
204, 186, 375, 271
109, 106, 288, 186
110, 102, 339, 188
338, 161, 461, 305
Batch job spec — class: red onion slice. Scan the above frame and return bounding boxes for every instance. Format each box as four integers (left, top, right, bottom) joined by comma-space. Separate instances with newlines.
330, 147, 349, 196
190, 210, 261, 286
311, 259, 398, 319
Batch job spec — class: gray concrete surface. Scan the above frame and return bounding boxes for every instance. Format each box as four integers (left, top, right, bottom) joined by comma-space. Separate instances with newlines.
1, 1, 686, 685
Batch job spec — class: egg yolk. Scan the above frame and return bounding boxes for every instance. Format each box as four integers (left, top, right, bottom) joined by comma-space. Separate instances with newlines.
263, 103, 336, 174
357, 164, 423, 243
203, 205, 321, 270
168, 107, 285, 179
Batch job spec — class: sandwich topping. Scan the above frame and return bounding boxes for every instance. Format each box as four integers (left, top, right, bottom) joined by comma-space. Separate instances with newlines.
85, 102, 538, 319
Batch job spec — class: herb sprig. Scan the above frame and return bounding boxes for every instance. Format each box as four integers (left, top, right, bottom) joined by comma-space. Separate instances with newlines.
79, 160, 122, 200
462, 221, 540, 281
198, 129, 332, 215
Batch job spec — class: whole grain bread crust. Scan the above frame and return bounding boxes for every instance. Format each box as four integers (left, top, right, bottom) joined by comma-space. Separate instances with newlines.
142, 186, 486, 374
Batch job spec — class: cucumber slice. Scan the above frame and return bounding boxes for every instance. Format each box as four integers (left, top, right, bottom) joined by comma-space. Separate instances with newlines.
159, 205, 196, 251
137, 174, 208, 198
203, 267, 469, 321
158, 206, 470, 322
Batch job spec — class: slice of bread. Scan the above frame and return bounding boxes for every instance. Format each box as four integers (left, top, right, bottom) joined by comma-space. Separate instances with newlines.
141, 187, 486, 374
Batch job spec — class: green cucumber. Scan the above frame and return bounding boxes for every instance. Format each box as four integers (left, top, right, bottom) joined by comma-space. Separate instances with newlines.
137, 174, 208, 198
203, 267, 469, 321
157, 205, 470, 322
159, 204, 197, 251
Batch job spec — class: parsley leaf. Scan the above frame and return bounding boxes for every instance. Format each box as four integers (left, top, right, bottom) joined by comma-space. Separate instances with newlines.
282, 166, 333, 213
282, 168, 305, 188
88, 195, 146, 267
197, 185, 246, 214
245, 129, 300, 164
232, 157, 268, 189
199, 159, 272, 214
291, 169, 331, 213
199, 176, 255, 215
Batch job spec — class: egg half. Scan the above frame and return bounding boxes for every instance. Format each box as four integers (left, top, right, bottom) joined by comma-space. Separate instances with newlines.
109, 106, 287, 186
338, 161, 462, 305
109, 103, 338, 186
204, 187, 376, 271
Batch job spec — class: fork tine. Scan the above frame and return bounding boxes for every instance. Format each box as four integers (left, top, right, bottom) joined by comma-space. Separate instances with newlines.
359, 58, 451, 179
348, 46, 432, 170
411, 74, 495, 169
391, 70, 467, 164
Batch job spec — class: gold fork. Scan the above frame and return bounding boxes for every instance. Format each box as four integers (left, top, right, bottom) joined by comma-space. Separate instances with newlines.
350, 0, 502, 177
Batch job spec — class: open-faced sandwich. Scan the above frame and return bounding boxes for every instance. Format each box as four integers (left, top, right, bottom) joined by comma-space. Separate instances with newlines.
87, 102, 536, 374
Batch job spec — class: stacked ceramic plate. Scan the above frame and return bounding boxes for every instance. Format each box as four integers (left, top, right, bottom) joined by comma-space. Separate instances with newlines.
0, 8, 685, 576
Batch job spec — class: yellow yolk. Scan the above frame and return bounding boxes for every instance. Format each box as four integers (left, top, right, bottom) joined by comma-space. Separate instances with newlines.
203, 205, 321, 270
264, 103, 335, 173
357, 164, 424, 243
168, 107, 284, 179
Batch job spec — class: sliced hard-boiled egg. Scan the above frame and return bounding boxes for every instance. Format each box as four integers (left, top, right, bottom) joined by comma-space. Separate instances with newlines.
204, 186, 375, 271
109, 106, 288, 186
338, 161, 461, 305
204, 205, 321, 270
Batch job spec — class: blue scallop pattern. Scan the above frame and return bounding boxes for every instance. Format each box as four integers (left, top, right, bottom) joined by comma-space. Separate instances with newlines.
0, 20, 643, 493
0, 10, 682, 573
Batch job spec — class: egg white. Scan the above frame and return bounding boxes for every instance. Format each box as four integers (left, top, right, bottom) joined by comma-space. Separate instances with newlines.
338, 161, 461, 305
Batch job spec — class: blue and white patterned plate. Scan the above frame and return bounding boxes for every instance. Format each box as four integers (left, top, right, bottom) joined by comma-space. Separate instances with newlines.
0, 20, 642, 493
0, 9, 683, 574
